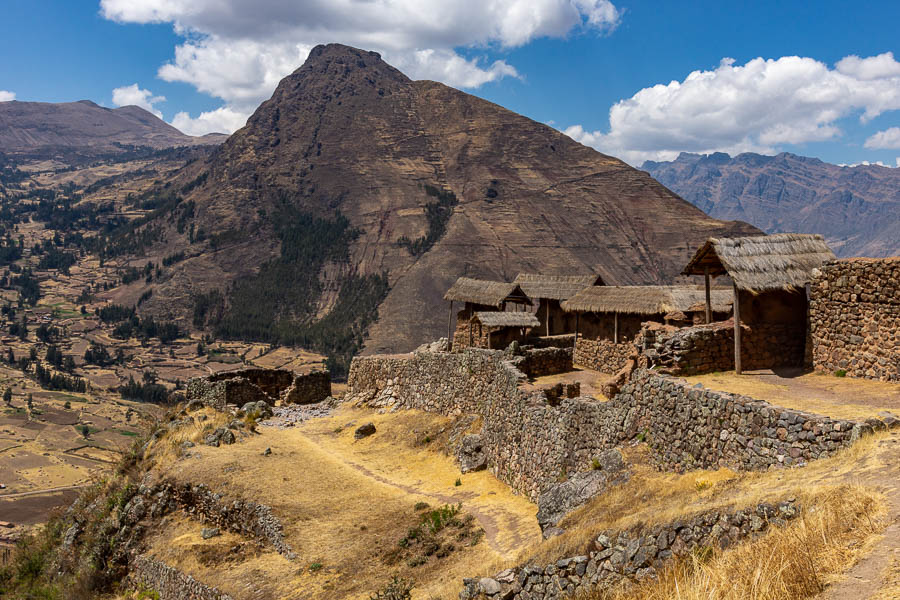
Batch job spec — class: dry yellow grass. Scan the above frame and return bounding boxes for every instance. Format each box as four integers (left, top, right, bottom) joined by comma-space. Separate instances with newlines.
683, 371, 900, 421
142, 405, 541, 600
593, 484, 885, 600
871, 556, 900, 600
517, 430, 894, 568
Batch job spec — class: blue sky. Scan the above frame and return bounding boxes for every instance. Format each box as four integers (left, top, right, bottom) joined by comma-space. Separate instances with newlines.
2, 1, 900, 167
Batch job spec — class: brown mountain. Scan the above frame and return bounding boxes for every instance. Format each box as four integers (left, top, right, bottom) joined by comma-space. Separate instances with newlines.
643, 152, 900, 258
130, 43, 757, 360
0, 99, 225, 157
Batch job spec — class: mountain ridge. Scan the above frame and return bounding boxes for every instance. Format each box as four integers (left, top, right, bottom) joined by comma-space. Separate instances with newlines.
643, 151, 900, 257
0, 99, 226, 158
107, 43, 760, 359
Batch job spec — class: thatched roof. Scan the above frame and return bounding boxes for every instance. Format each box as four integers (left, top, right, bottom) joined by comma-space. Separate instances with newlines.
562, 286, 733, 315
473, 311, 540, 328
682, 233, 835, 292
444, 277, 532, 307
513, 273, 605, 300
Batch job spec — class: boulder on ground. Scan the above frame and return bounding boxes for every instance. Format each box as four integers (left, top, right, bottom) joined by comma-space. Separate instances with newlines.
201, 527, 220, 539
536, 449, 629, 537
457, 433, 487, 473
354, 423, 376, 439
241, 400, 273, 419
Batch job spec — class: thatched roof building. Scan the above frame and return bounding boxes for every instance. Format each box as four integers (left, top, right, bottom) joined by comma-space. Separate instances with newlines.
443, 277, 532, 307
473, 311, 540, 328
562, 286, 733, 315
682, 233, 835, 292
513, 274, 605, 301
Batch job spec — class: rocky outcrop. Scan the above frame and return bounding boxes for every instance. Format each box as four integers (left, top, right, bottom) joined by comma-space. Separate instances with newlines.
810, 258, 900, 381
456, 434, 487, 474
536, 449, 629, 537
461, 499, 802, 600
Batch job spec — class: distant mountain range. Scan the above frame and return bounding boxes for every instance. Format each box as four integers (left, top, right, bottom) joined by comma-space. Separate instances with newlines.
643, 152, 900, 257
0, 100, 225, 159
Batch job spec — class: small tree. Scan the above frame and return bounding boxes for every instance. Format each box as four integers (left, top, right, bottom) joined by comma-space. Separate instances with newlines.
26, 393, 33, 411
80, 424, 90, 439
3, 387, 11, 406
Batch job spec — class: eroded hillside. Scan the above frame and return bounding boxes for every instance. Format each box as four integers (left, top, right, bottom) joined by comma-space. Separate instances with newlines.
124, 43, 758, 359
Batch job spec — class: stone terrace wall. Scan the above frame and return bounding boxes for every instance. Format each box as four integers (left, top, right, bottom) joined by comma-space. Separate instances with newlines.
810, 258, 900, 381
460, 499, 801, 600
130, 555, 233, 600
574, 337, 634, 372
644, 321, 806, 376
347, 351, 868, 499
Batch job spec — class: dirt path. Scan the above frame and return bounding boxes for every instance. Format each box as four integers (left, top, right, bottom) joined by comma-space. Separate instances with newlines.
318, 443, 521, 557
817, 429, 900, 599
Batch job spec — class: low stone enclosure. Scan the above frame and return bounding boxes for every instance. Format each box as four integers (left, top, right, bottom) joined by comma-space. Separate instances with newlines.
347, 348, 878, 502
187, 368, 331, 410
461, 499, 801, 600
810, 257, 900, 381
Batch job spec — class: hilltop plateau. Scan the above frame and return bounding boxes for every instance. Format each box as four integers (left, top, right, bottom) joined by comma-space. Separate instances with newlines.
643, 152, 900, 258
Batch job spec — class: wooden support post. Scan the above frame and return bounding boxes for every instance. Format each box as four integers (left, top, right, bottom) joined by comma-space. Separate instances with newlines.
733, 281, 742, 375
545, 300, 550, 337
704, 266, 712, 324
574, 313, 579, 352
614, 312, 619, 344
447, 301, 453, 351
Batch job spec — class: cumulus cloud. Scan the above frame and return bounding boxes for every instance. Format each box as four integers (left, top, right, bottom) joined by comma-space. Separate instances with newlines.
170, 106, 249, 136
864, 127, 900, 149
0, 90, 15, 102
564, 53, 900, 165
111, 83, 166, 118
99, 0, 621, 135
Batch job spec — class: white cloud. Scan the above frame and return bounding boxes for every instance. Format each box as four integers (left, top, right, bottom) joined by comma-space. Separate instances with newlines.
864, 126, 900, 149
170, 106, 248, 136
0, 90, 15, 102
563, 54, 900, 165
99, 0, 621, 134
111, 83, 166, 118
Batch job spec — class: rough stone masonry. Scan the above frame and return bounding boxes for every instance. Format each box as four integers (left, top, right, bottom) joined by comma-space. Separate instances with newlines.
810, 257, 900, 381
347, 348, 877, 500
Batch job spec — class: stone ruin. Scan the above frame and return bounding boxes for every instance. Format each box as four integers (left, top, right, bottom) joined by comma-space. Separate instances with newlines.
186, 368, 331, 411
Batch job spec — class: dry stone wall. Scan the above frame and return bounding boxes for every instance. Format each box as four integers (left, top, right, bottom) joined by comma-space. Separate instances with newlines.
188, 368, 331, 409
517, 347, 573, 377
810, 258, 900, 381
460, 499, 801, 600
642, 321, 806, 376
283, 370, 332, 404
574, 337, 634, 372
347, 350, 870, 499
129, 555, 233, 600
